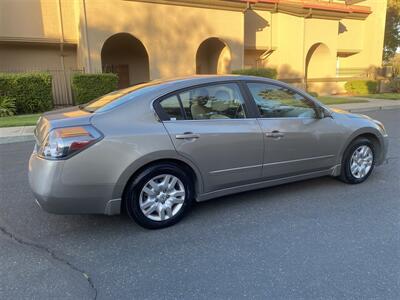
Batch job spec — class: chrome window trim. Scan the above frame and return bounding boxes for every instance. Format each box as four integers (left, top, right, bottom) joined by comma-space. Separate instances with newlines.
257, 117, 317, 120
152, 80, 253, 121
162, 117, 259, 123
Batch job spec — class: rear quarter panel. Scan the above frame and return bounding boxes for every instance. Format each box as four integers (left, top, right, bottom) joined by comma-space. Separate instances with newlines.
59, 97, 177, 203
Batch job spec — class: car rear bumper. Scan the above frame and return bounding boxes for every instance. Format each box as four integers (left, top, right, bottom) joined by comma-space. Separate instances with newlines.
29, 153, 121, 215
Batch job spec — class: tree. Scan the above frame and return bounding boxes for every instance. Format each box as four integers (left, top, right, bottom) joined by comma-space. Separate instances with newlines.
389, 53, 400, 77
383, 0, 400, 61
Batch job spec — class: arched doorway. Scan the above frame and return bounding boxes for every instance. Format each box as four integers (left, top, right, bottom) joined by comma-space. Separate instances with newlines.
196, 38, 231, 74
101, 33, 149, 88
305, 42, 331, 81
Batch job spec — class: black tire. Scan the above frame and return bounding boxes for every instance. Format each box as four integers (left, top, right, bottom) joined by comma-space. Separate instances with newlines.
339, 137, 376, 184
124, 163, 194, 229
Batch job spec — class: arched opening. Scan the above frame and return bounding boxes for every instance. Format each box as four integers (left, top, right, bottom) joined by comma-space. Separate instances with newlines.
101, 33, 149, 89
305, 43, 331, 80
196, 38, 231, 74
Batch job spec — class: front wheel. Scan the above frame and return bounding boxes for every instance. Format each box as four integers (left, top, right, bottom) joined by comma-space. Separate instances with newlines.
124, 163, 194, 229
339, 138, 376, 184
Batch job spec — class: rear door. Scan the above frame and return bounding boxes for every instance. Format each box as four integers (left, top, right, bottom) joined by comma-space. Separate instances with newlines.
245, 81, 341, 179
155, 82, 264, 193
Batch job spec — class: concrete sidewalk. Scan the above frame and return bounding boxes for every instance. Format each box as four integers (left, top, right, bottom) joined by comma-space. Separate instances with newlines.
1, 98, 399, 144
327, 97, 400, 112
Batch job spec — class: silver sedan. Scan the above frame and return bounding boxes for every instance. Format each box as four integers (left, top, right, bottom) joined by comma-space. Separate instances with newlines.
29, 75, 388, 229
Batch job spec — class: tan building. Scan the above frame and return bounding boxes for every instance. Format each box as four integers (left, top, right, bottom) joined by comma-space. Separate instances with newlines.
0, 0, 388, 104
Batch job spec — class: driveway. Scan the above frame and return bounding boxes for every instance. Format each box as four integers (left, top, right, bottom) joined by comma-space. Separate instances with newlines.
0, 109, 399, 299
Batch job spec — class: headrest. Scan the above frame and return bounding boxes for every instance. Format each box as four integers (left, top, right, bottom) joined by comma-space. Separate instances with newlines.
212, 90, 231, 112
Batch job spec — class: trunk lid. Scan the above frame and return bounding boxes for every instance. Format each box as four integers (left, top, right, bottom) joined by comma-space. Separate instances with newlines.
34, 106, 93, 145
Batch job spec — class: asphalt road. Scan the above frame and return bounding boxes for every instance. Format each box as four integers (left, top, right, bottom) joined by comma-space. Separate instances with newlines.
0, 109, 399, 299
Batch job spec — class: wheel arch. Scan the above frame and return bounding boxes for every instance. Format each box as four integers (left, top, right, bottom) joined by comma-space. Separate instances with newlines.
339, 129, 383, 164
113, 152, 204, 211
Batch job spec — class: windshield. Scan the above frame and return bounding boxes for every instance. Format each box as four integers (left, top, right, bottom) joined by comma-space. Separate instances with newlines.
81, 81, 161, 113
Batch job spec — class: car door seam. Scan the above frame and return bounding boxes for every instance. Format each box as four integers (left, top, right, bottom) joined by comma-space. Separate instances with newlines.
256, 118, 267, 175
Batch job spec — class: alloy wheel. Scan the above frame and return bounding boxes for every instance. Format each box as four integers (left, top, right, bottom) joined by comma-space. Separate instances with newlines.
350, 145, 374, 179
139, 174, 186, 221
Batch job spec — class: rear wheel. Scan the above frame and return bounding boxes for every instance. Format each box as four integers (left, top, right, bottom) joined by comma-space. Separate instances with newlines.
339, 138, 375, 184
125, 163, 194, 229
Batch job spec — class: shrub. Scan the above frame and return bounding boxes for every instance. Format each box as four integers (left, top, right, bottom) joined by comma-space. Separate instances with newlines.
232, 68, 278, 79
0, 96, 16, 117
0, 72, 53, 114
344, 80, 378, 95
72, 73, 119, 105
307, 91, 319, 97
388, 79, 400, 93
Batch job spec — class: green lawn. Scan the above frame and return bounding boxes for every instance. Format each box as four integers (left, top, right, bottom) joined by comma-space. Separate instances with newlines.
317, 96, 369, 105
0, 113, 41, 127
360, 93, 400, 100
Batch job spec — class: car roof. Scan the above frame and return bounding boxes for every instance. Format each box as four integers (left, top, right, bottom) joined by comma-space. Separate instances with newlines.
149, 74, 273, 86
114, 74, 312, 107
134, 74, 278, 96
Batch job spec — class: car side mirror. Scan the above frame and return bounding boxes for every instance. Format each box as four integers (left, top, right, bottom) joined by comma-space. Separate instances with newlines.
315, 106, 331, 119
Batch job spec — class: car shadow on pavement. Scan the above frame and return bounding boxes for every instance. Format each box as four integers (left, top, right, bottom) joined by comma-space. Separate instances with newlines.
49, 175, 344, 236
31, 172, 374, 236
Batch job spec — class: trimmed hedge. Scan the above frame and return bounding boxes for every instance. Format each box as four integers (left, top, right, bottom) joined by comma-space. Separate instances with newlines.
388, 79, 400, 93
0, 72, 53, 114
232, 68, 278, 79
344, 80, 378, 95
72, 73, 118, 105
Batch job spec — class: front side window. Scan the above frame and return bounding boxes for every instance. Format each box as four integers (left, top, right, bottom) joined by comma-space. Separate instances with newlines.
247, 83, 316, 118
179, 83, 246, 120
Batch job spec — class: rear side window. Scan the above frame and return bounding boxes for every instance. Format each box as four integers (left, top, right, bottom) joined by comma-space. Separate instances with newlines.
179, 83, 246, 120
159, 95, 184, 120
82, 81, 161, 113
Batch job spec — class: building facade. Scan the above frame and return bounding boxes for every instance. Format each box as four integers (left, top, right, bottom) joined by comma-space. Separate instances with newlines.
0, 0, 388, 103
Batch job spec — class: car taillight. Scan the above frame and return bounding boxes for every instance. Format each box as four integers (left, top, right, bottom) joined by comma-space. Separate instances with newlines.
38, 125, 102, 160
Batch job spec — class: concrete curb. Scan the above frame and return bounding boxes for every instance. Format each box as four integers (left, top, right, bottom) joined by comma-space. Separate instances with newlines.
0, 126, 35, 144
0, 135, 35, 145
0, 126, 35, 137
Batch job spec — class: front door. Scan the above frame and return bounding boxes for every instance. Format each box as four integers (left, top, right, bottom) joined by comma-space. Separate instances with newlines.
158, 82, 264, 192
245, 81, 341, 179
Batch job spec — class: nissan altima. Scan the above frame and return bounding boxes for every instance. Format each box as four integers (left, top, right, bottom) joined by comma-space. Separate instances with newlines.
29, 75, 388, 228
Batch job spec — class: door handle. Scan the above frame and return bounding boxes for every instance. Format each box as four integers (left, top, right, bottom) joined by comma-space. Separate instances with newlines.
175, 132, 200, 140
265, 131, 284, 138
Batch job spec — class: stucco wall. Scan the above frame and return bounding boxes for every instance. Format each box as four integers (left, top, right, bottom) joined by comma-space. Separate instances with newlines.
78, 0, 244, 79
244, 9, 273, 51
0, 0, 388, 96
267, 13, 305, 79
303, 17, 339, 93
338, 0, 387, 72
0, 44, 77, 71
337, 19, 365, 53
0, 0, 77, 42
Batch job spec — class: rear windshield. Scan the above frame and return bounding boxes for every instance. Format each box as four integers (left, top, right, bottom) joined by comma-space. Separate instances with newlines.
80, 81, 161, 113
